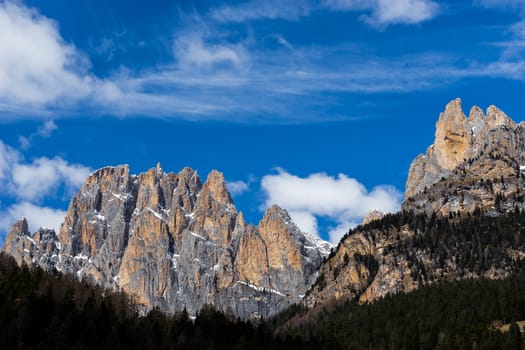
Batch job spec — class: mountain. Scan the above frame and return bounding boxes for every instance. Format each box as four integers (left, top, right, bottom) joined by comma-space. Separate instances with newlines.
3, 248, 525, 349
304, 98, 525, 307
4, 97, 524, 324
404, 98, 525, 216
3, 164, 331, 319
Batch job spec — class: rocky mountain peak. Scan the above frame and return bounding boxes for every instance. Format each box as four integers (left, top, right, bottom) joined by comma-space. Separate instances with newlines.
444, 97, 464, 118
362, 210, 385, 225
9, 217, 29, 237
2, 164, 331, 320
3, 217, 30, 263
404, 98, 525, 217
486, 104, 515, 128
405, 98, 524, 201
201, 169, 232, 206
4, 217, 58, 268
433, 98, 472, 171
260, 204, 293, 226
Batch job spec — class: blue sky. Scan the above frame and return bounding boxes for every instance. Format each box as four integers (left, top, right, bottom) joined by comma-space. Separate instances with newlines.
0, 0, 525, 244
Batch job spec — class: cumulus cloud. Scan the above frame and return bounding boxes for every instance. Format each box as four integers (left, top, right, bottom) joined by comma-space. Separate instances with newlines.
261, 169, 402, 243
327, 219, 360, 244
0, 139, 90, 240
0, 2, 92, 108
0, 202, 66, 234
11, 156, 90, 201
288, 210, 319, 238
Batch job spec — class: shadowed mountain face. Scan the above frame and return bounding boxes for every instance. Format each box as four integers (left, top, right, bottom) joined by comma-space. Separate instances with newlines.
3, 164, 331, 319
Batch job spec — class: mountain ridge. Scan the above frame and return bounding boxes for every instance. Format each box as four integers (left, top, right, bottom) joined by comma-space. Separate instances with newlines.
3, 164, 331, 319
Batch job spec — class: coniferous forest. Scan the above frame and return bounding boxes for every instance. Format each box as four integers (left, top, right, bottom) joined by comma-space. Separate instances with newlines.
3, 211, 525, 349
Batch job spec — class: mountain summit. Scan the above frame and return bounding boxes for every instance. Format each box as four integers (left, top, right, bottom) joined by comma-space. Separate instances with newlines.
404, 98, 525, 216
3, 165, 330, 319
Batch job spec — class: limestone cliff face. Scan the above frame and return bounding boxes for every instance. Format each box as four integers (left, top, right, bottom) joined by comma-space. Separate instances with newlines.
3, 164, 330, 319
404, 98, 525, 217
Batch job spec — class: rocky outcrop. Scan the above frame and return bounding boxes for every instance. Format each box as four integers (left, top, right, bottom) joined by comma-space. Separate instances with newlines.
362, 210, 385, 225
3, 164, 330, 319
404, 98, 525, 217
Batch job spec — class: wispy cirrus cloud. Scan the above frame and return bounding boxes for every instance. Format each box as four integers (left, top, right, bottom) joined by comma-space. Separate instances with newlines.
0, 1, 523, 124
324, 0, 440, 26
92, 49, 477, 122
210, 0, 440, 27
173, 32, 249, 69
210, 0, 313, 22
19, 119, 58, 150
474, 0, 525, 12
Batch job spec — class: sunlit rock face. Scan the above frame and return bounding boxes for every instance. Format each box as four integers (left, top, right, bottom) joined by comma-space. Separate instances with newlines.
3, 164, 330, 319
404, 98, 525, 217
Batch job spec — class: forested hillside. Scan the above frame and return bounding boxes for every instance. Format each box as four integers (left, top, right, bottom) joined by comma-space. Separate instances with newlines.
305, 208, 525, 307
275, 265, 525, 349
0, 253, 311, 350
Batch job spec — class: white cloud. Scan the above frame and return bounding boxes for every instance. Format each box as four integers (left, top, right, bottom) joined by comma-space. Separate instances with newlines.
0, 201, 66, 234
288, 210, 319, 237
174, 32, 248, 69
211, 0, 439, 27
328, 220, 359, 244
0, 2, 92, 107
18, 119, 58, 150
0, 139, 90, 240
0, 1, 520, 123
11, 156, 90, 201
36, 120, 58, 137
261, 169, 402, 243
323, 0, 439, 26
227, 180, 250, 195
0, 141, 20, 180
367, 0, 439, 26
18, 136, 31, 150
